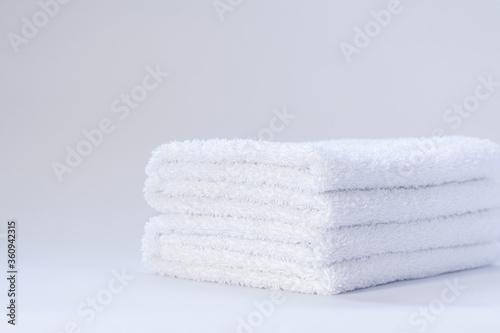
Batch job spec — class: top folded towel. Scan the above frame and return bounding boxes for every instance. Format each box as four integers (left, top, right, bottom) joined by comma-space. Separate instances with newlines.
146, 136, 500, 192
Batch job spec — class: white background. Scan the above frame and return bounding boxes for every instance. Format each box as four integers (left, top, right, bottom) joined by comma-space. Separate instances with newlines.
1, 0, 500, 332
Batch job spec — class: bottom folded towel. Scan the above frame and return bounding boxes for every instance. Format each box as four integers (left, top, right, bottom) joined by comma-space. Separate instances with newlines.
142, 224, 500, 294
144, 210, 500, 264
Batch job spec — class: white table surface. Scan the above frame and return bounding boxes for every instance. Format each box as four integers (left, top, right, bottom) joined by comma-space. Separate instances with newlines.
4, 233, 499, 333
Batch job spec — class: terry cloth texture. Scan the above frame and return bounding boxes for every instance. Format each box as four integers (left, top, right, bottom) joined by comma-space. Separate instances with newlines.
142, 136, 500, 295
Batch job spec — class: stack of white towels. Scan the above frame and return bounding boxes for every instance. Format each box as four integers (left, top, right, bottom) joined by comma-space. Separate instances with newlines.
142, 136, 500, 295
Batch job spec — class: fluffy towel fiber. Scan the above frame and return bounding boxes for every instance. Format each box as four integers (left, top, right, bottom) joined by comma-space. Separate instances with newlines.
145, 178, 500, 228
145, 137, 500, 192
142, 136, 500, 295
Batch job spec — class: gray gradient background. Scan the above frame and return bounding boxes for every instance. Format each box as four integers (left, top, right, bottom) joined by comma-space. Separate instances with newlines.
1, 0, 500, 332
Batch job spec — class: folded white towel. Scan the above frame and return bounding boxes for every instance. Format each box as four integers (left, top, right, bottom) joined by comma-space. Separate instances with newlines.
145, 137, 500, 193
142, 230, 500, 295
145, 178, 500, 228
142, 136, 500, 294
144, 209, 500, 264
